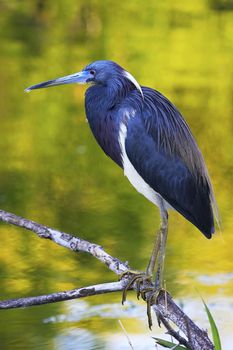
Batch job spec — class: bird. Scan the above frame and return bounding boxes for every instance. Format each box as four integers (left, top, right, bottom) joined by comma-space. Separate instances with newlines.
25, 60, 219, 322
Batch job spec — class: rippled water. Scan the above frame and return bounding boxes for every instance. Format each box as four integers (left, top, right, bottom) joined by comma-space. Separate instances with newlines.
0, 1, 232, 349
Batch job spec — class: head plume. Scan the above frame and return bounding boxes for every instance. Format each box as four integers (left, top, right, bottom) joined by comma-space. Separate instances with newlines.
123, 70, 144, 99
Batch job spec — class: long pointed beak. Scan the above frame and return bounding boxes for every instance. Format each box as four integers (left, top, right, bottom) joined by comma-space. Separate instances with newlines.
25, 70, 92, 92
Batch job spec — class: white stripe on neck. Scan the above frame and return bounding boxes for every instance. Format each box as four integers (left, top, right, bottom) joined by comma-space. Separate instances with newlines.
123, 71, 144, 99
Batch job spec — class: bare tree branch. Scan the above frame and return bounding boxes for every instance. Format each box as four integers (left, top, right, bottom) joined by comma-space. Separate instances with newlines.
0, 209, 128, 275
0, 209, 214, 350
156, 311, 192, 349
155, 292, 213, 350
0, 281, 124, 309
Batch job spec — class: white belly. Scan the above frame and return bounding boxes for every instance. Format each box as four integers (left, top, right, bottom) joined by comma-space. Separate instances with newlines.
118, 123, 166, 208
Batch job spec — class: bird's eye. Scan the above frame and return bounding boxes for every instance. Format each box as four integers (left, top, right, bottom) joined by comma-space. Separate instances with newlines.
90, 70, 96, 75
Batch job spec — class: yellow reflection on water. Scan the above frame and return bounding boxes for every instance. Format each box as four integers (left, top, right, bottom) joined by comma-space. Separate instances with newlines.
0, 0, 232, 349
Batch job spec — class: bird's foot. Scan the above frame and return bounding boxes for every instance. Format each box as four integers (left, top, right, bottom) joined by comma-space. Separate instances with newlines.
142, 287, 165, 330
120, 270, 163, 329
120, 270, 152, 304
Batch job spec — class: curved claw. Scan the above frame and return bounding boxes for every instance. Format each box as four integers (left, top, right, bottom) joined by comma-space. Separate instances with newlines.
147, 288, 166, 329
121, 272, 146, 305
147, 296, 153, 330
147, 290, 159, 329
120, 270, 165, 329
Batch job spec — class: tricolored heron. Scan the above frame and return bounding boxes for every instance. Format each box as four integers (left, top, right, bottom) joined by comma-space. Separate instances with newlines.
25, 60, 219, 322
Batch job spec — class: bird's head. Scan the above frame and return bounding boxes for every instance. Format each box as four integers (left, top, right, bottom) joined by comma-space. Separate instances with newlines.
25, 60, 143, 98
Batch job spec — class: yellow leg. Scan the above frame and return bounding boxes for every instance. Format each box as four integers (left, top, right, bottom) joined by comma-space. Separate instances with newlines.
120, 200, 168, 329
155, 213, 168, 290
147, 202, 168, 289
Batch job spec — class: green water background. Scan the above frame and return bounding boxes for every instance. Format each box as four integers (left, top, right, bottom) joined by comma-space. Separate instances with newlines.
0, 1, 232, 349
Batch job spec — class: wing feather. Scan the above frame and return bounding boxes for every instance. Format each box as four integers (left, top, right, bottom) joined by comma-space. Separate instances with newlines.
124, 87, 219, 237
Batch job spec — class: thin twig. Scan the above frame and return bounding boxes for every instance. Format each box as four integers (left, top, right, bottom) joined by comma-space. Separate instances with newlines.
118, 320, 135, 350
0, 282, 124, 309
158, 312, 192, 349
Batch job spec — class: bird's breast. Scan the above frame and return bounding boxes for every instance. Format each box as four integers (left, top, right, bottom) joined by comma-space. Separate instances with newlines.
86, 110, 123, 167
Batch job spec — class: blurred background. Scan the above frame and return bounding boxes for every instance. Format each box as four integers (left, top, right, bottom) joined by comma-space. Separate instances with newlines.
0, 0, 232, 349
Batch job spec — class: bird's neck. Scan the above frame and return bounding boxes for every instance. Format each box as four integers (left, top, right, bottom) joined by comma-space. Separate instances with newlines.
84, 81, 134, 168
86, 78, 136, 110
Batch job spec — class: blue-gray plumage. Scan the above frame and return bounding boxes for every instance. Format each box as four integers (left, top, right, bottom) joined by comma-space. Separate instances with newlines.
25, 60, 219, 298
85, 74, 217, 237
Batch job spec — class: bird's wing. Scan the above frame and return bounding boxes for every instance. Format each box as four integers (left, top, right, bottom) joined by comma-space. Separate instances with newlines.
123, 88, 216, 237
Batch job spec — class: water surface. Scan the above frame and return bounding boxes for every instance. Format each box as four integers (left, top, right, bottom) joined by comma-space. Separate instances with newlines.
0, 1, 232, 349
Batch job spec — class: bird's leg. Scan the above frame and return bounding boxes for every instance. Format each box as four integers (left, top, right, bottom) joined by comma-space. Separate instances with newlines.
120, 202, 169, 329
141, 205, 168, 328
155, 208, 168, 290
145, 202, 168, 284
145, 227, 162, 277
121, 209, 168, 292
